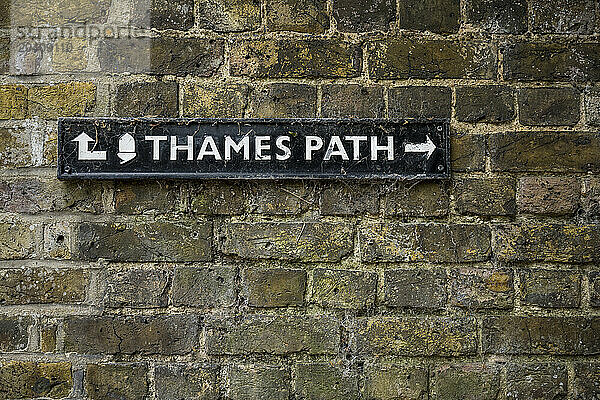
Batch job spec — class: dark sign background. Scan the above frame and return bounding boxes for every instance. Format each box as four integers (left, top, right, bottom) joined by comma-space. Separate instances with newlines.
58, 118, 449, 179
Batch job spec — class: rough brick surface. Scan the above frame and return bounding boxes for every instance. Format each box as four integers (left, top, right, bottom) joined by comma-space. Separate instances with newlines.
454, 178, 516, 216
114, 81, 178, 117
493, 224, 600, 262
360, 223, 491, 263
222, 222, 353, 261
155, 364, 219, 400
206, 315, 339, 355
333, 0, 396, 32
64, 315, 198, 355
106, 268, 170, 308
385, 268, 447, 309
590, 271, 600, 307
172, 266, 236, 307
0, 268, 87, 305
322, 84, 385, 118
0, 362, 72, 399
506, 363, 568, 400
520, 269, 581, 308
363, 364, 428, 400
294, 363, 358, 400
242, 268, 306, 307
369, 39, 496, 79
228, 364, 289, 400
466, 0, 527, 33
355, 316, 478, 356
518, 87, 580, 126
449, 268, 513, 310
430, 364, 501, 400
266, 0, 329, 33
311, 268, 377, 309
489, 132, 600, 172
86, 364, 148, 400
574, 363, 600, 399
388, 86, 452, 119
483, 317, 600, 355
517, 177, 580, 215
455, 86, 515, 123
382, 181, 449, 217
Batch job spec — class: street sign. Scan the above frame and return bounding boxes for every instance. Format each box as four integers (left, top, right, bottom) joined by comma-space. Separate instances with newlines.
58, 118, 449, 179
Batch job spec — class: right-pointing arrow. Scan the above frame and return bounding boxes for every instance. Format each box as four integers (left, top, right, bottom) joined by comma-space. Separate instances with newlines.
404, 135, 437, 160
72, 132, 107, 161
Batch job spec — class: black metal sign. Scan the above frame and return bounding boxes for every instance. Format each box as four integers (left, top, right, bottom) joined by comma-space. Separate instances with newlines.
57, 118, 449, 179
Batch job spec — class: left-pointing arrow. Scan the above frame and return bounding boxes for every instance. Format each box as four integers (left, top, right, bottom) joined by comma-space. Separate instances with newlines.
72, 133, 107, 161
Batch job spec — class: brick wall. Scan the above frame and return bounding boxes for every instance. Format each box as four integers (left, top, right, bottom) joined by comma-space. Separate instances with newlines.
1, 0, 600, 398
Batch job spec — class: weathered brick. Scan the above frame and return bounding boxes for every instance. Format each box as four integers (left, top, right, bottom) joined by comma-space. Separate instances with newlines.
86, 364, 148, 400
206, 315, 339, 355
518, 87, 580, 126
52, 38, 88, 73
0, 85, 28, 119
114, 81, 178, 117
247, 83, 317, 118
520, 269, 581, 308
583, 177, 600, 218
0, 38, 8, 73
228, 365, 289, 400
451, 133, 485, 172
155, 364, 219, 400
517, 176, 580, 215
489, 132, 600, 172
0, 268, 86, 305
430, 364, 501, 400
189, 181, 249, 215
198, 0, 261, 32
266, 0, 329, 33
77, 221, 212, 262
466, 0, 527, 33
241, 268, 306, 307
41, 324, 57, 352
322, 84, 385, 118
231, 39, 362, 78
585, 88, 600, 126
385, 268, 447, 309
321, 183, 379, 216
27, 83, 95, 119
574, 363, 600, 399
0, 362, 72, 399
449, 268, 513, 310
115, 181, 180, 214
398, 0, 460, 33
0, 317, 31, 351
64, 315, 198, 355
454, 178, 516, 216
250, 183, 316, 215
12, 0, 110, 25
98, 37, 224, 76
222, 222, 353, 262
0, 222, 38, 260
363, 364, 428, 400
369, 39, 496, 80
590, 271, 600, 307
354, 317, 477, 356
382, 181, 450, 217
311, 268, 377, 309
506, 363, 568, 400
172, 266, 236, 307
493, 224, 600, 262
0, 178, 102, 214
360, 223, 491, 263
455, 86, 515, 123
502, 42, 600, 82
294, 363, 358, 400
106, 268, 170, 308
333, 0, 395, 32
182, 83, 248, 118
530, 0, 595, 33
483, 316, 600, 355
388, 86, 451, 119
131, 0, 194, 30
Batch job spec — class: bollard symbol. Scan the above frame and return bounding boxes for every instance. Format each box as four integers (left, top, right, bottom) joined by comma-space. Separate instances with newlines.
117, 133, 136, 164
